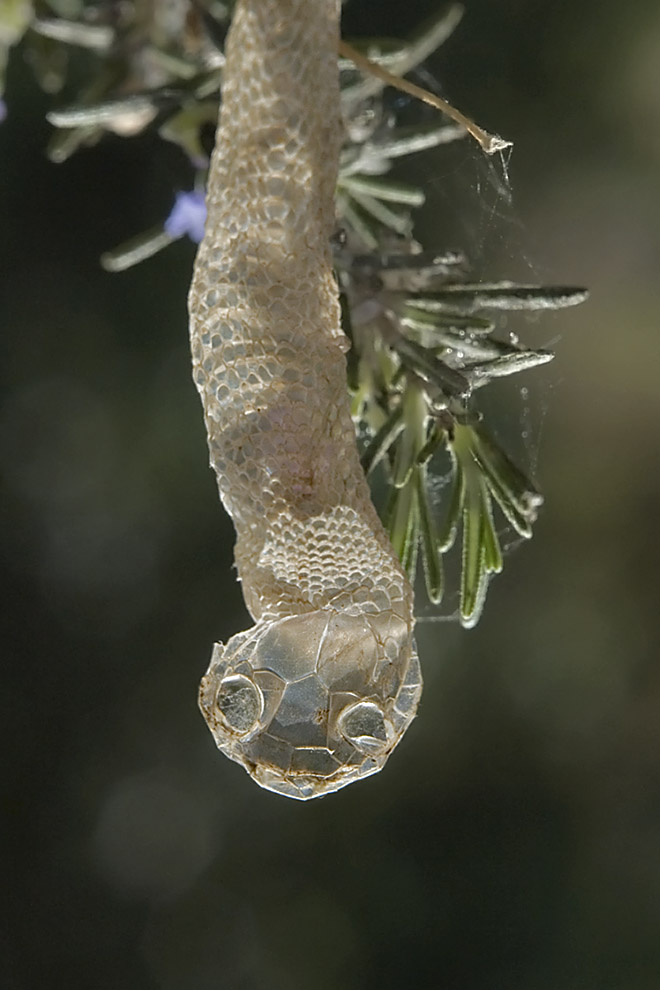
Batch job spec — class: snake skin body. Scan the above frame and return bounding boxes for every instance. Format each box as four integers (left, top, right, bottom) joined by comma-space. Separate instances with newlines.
188, 0, 422, 799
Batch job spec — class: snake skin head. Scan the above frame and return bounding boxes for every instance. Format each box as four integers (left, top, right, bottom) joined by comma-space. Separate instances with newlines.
199, 610, 422, 800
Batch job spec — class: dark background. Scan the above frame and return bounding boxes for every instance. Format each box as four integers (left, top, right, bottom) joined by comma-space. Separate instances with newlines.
2, 1, 660, 987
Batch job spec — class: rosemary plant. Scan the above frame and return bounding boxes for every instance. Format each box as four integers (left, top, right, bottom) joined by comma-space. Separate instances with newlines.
4, 1, 586, 627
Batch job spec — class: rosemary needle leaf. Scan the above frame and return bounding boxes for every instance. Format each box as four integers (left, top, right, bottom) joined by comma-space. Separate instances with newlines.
47, 123, 101, 163
403, 305, 496, 334
402, 496, 420, 583
101, 227, 177, 273
467, 349, 554, 387
481, 484, 504, 574
470, 438, 536, 539
347, 189, 414, 236
460, 498, 488, 629
392, 420, 417, 488
428, 282, 589, 312
472, 427, 542, 517
372, 122, 466, 160
386, 481, 415, 562
416, 426, 444, 466
439, 452, 464, 552
47, 95, 158, 128
348, 252, 467, 292
415, 467, 444, 603
337, 192, 380, 249
390, 333, 470, 397
341, 175, 426, 207
361, 404, 405, 474
32, 18, 114, 51
485, 474, 534, 539
353, 251, 465, 275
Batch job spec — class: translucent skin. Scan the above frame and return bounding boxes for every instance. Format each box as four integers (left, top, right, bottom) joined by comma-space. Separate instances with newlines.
189, 0, 422, 799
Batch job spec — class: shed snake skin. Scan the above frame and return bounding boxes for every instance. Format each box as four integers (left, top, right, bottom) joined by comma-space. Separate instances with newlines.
188, 0, 421, 799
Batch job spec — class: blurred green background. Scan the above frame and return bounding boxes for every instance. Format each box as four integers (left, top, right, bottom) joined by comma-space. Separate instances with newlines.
2, 1, 660, 987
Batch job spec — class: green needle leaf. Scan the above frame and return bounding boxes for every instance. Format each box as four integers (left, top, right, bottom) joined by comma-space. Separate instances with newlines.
389, 332, 470, 398
101, 227, 177, 273
386, 480, 416, 563
404, 301, 496, 333
391, 386, 426, 487
347, 188, 414, 236
33, 17, 114, 51
416, 282, 589, 312
480, 483, 503, 574
472, 427, 542, 518
341, 174, 426, 206
368, 122, 465, 160
439, 450, 464, 551
392, 426, 416, 488
416, 425, 444, 465
467, 349, 554, 387
402, 497, 420, 583
336, 191, 380, 249
361, 404, 405, 474
460, 493, 488, 629
47, 123, 101, 163
415, 466, 444, 603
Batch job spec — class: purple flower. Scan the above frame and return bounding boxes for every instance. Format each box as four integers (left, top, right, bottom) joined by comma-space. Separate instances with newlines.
164, 190, 207, 243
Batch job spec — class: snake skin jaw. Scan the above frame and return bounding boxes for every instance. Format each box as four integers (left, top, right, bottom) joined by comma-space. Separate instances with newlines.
198, 611, 422, 800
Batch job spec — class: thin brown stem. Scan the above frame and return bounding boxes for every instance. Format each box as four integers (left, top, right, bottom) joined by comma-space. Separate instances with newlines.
338, 39, 512, 156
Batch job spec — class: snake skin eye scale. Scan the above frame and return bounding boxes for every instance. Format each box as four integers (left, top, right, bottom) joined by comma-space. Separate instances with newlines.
188, 0, 421, 800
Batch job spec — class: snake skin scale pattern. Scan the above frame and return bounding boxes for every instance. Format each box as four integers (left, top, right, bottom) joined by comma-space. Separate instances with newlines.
188, 0, 422, 799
